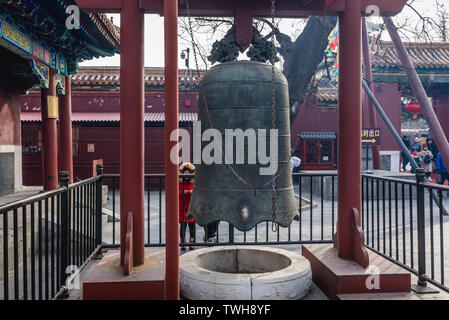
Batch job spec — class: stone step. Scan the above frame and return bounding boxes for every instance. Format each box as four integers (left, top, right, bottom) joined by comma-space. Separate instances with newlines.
302, 244, 411, 300
337, 292, 419, 300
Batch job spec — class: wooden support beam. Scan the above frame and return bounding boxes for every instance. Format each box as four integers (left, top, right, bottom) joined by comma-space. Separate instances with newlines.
58, 76, 74, 184
164, 0, 180, 300
75, 0, 406, 16
75, 0, 123, 13
385, 17, 449, 180
41, 69, 58, 191
138, 0, 404, 17
119, 0, 145, 267
362, 17, 381, 170
334, 0, 368, 268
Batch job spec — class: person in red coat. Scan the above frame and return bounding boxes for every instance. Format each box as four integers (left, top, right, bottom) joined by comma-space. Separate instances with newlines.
179, 162, 195, 250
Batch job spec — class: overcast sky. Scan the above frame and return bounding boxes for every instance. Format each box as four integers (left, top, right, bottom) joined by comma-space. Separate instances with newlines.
80, 0, 442, 69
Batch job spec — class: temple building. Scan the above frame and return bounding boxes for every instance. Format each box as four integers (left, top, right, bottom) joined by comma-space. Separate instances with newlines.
0, 0, 119, 195
18, 41, 449, 184
5, 0, 449, 303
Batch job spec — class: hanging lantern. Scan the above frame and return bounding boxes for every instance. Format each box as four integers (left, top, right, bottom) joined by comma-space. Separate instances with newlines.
405, 102, 421, 119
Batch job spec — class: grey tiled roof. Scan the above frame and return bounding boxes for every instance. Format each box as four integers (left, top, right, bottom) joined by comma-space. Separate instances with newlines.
299, 132, 336, 140
372, 41, 449, 69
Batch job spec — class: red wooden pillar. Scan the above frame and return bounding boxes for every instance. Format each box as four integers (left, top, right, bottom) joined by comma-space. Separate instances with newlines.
120, 0, 145, 266
335, 0, 366, 264
164, 0, 179, 300
41, 69, 58, 190
58, 76, 73, 184
362, 17, 381, 170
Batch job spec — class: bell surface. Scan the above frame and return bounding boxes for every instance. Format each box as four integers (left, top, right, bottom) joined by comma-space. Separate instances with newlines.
189, 61, 298, 231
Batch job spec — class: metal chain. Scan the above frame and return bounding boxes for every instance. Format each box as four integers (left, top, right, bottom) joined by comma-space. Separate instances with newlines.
270, 0, 278, 232
185, 0, 261, 191
185, 0, 201, 82
185, 0, 294, 231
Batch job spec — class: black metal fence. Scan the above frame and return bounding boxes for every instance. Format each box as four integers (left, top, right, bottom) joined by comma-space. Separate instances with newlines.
101, 170, 449, 293
2, 168, 449, 300
101, 172, 338, 248
0, 171, 102, 300
362, 169, 449, 293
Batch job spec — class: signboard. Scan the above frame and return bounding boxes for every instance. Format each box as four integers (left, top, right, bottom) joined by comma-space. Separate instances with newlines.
92, 159, 103, 177
361, 127, 381, 146
47, 96, 58, 119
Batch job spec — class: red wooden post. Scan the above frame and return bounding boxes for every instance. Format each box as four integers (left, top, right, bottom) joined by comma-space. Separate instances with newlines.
58, 76, 74, 184
164, 0, 180, 300
120, 0, 145, 266
362, 17, 381, 170
335, 0, 368, 267
41, 69, 58, 190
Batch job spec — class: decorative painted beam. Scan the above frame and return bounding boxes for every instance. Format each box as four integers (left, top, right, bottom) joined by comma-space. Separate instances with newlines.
29, 58, 50, 88
56, 73, 66, 95
0, 15, 70, 77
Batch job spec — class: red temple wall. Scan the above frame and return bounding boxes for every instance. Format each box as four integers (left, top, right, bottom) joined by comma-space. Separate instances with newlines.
20, 84, 403, 186
370, 82, 402, 152
0, 83, 22, 195
21, 91, 199, 114
291, 83, 402, 153
0, 84, 21, 145
434, 92, 449, 140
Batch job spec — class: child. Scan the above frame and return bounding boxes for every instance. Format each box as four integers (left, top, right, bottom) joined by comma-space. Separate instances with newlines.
179, 162, 196, 250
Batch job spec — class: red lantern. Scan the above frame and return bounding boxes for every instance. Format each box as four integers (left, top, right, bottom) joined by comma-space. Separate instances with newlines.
405, 102, 421, 119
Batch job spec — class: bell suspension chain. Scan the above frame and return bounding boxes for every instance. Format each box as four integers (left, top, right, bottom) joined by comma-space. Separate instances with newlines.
185, 0, 284, 230
270, 0, 278, 232
185, 0, 265, 192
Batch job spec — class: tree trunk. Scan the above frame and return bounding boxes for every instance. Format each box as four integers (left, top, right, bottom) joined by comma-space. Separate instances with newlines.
281, 16, 337, 125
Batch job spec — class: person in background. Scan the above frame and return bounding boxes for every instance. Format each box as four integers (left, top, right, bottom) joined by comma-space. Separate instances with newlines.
401, 136, 411, 171
179, 162, 196, 250
436, 152, 449, 196
426, 137, 438, 158
410, 144, 420, 173
426, 137, 439, 171
412, 137, 422, 152
291, 156, 301, 172
418, 143, 433, 180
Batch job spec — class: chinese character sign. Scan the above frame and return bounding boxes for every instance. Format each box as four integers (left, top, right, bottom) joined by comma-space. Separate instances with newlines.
361, 127, 381, 146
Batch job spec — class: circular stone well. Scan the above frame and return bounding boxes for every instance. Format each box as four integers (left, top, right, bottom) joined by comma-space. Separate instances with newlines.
180, 246, 312, 300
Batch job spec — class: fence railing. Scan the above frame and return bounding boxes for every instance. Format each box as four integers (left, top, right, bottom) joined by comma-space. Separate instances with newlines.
0, 171, 102, 300
362, 169, 449, 293
2, 168, 449, 300
102, 170, 449, 293
101, 172, 338, 248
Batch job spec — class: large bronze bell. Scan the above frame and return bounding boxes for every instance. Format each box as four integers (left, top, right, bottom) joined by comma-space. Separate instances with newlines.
188, 61, 298, 231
